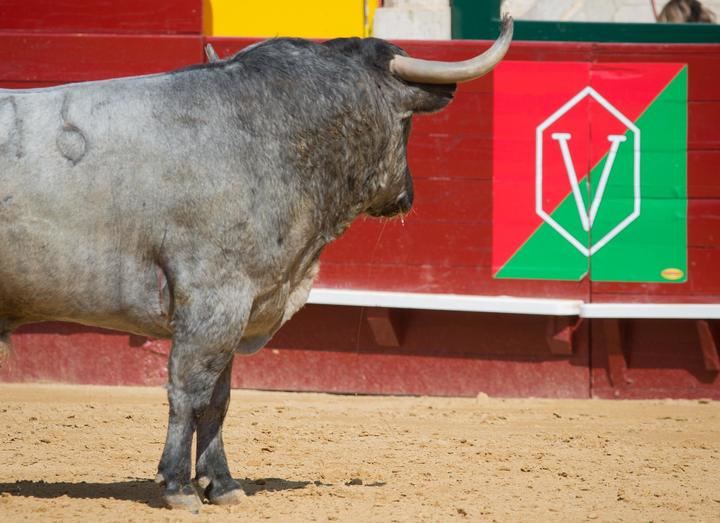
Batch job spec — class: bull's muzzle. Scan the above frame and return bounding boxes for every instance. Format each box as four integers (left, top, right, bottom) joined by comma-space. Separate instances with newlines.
394, 188, 413, 215
369, 182, 414, 218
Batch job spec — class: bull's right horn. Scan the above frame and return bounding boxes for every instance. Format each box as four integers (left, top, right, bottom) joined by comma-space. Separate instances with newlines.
389, 14, 513, 84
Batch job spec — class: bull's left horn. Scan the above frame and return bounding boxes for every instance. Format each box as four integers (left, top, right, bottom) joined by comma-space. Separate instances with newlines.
205, 43, 220, 62
389, 14, 513, 84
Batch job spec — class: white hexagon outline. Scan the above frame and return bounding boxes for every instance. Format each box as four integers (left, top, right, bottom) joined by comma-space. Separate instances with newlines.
535, 86, 641, 257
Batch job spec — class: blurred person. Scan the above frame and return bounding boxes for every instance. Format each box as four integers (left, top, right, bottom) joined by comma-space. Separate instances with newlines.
652, 0, 717, 22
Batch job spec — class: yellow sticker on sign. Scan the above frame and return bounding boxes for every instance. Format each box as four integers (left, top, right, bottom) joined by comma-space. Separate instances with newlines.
661, 268, 684, 281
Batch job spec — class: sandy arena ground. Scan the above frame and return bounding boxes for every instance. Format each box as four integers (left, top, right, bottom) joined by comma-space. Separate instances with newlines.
0, 384, 718, 522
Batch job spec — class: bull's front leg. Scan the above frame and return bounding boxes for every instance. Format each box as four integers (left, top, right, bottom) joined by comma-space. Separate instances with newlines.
195, 356, 244, 505
193, 332, 275, 505
156, 284, 251, 511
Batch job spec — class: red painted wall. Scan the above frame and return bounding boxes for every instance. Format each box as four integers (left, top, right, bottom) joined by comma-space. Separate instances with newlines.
0, 6, 717, 398
0, 0, 203, 34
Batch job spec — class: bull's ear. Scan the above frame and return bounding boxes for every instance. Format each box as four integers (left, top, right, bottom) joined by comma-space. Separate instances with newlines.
402, 82, 456, 114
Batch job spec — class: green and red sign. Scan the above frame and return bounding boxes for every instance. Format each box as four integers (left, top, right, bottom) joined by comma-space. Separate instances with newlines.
492, 61, 687, 282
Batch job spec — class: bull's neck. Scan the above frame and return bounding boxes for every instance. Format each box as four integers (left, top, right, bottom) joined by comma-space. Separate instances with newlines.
310, 177, 368, 246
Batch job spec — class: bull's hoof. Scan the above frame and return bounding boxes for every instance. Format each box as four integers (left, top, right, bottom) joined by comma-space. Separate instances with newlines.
204, 478, 245, 506
164, 484, 202, 512
208, 487, 245, 506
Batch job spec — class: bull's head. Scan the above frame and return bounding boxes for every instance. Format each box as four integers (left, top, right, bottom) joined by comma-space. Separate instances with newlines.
206, 16, 513, 219
352, 14, 513, 218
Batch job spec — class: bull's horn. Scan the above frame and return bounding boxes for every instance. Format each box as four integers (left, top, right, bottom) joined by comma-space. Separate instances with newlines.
205, 43, 220, 62
389, 14, 513, 84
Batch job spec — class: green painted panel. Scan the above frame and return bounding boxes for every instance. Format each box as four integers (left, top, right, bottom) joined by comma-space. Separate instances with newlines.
590, 67, 688, 282
513, 20, 720, 43
451, 3, 720, 43
495, 68, 688, 283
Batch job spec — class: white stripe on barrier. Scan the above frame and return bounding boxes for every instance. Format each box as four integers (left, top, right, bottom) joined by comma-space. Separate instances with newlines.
580, 303, 720, 319
307, 288, 720, 319
308, 289, 583, 316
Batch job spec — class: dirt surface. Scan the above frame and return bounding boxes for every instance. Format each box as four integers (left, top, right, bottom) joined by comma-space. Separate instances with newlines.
0, 384, 718, 522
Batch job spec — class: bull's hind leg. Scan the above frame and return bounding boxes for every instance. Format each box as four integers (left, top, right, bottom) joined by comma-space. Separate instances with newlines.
195, 356, 245, 505
156, 284, 251, 511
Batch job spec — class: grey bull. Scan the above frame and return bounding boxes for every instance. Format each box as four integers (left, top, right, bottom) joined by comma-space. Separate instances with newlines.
0, 17, 512, 510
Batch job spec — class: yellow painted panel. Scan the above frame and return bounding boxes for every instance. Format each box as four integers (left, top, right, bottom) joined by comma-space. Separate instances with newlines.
205, 0, 379, 38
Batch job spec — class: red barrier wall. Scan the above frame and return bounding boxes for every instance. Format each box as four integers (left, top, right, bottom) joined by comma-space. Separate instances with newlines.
0, 9, 718, 398
0, 0, 203, 34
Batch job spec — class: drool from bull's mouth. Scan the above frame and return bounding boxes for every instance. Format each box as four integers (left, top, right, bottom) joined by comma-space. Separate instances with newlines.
0, 16, 512, 510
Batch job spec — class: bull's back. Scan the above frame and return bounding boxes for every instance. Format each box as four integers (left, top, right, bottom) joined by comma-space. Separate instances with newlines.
0, 65, 322, 337
0, 77, 187, 334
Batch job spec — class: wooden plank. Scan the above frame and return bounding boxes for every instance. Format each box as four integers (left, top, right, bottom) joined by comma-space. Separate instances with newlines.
241, 304, 590, 397
0, 33, 204, 83
506, 41, 595, 62
689, 102, 720, 150
408, 135, 492, 180
411, 93, 492, 136
233, 341, 588, 397
593, 43, 720, 54
602, 319, 629, 389
365, 308, 403, 347
696, 320, 720, 372
495, 43, 719, 103
410, 178, 491, 221
316, 262, 589, 299
591, 319, 720, 399
593, 44, 720, 102
689, 200, 720, 248
1, 323, 169, 386
0, 0, 203, 35
689, 151, 720, 199
546, 317, 583, 356
320, 219, 490, 267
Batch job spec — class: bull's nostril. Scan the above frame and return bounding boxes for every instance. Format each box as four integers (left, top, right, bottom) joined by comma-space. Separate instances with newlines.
397, 193, 412, 213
